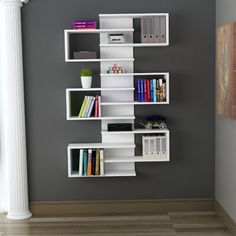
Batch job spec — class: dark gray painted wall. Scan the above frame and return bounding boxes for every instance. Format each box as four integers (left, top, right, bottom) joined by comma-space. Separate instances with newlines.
22, 0, 215, 201
216, 0, 236, 222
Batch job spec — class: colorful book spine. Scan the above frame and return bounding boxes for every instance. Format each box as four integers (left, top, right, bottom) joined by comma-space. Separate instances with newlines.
137, 80, 142, 102
79, 149, 83, 176
84, 96, 92, 117
92, 150, 96, 175
94, 96, 99, 117
98, 96, 101, 117
95, 149, 100, 175
100, 149, 104, 176
87, 96, 95, 117
150, 80, 153, 102
140, 80, 145, 102
153, 79, 157, 102
147, 79, 151, 102
81, 96, 90, 117
83, 150, 88, 176
87, 149, 92, 176
78, 96, 87, 117
144, 80, 148, 102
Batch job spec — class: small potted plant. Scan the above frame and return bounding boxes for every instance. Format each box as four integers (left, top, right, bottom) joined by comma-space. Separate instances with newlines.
80, 68, 92, 88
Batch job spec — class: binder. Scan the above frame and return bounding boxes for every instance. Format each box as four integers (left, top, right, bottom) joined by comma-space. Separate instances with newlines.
155, 136, 161, 159
160, 16, 166, 43
153, 16, 160, 43
141, 17, 149, 43
142, 135, 150, 157
149, 136, 156, 158
79, 149, 83, 176
148, 17, 154, 43
161, 136, 167, 159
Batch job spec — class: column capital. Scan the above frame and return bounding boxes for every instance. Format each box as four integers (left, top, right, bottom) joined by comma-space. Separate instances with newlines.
1, 0, 29, 6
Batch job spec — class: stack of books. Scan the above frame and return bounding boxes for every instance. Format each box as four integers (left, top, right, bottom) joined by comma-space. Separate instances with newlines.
78, 96, 101, 118
72, 20, 97, 29
75, 149, 104, 176
136, 78, 166, 102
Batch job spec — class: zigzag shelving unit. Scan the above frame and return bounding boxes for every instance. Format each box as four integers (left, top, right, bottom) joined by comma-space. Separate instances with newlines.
65, 13, 170, 177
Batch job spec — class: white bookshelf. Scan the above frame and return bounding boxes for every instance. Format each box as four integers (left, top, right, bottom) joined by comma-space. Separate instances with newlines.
65, 13, 170, 177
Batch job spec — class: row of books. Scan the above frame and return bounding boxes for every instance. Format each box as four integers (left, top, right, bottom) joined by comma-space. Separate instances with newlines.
142, 135, 167, 158
141, 16, 166, 43
72, 20, 97, 29
72, 149, 104, 176
78, 96, 101, 118
136, 79, 167, 102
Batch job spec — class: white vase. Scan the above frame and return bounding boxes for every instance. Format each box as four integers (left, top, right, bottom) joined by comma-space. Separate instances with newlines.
81, 76, 92, 88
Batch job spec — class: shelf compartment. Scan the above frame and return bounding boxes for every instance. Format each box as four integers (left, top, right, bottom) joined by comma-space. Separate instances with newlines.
101, 101, 169, 106
99, 13, 169, 18
65, 29, 134, 34
69, 169, 136, 177
67, 116, 135, 121
100, 72, 169, 77
65, 58, 134, 63
68, 143, 135, 149
100, 43, 168, 47
105, 156, 169, 163
102, 129, 169, 134
66, 88, 135, 92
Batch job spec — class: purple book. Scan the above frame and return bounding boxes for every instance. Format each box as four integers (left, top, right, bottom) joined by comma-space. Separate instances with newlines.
137, 80, 142, 102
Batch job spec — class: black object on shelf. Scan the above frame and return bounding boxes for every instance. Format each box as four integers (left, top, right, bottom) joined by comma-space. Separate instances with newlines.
108, 123, 132, 132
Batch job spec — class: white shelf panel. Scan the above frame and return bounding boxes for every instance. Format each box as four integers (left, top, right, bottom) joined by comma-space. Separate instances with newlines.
69, 170, 136, 177
66, 58, 134, 63
101, 101, 169, 105
68, 143, 135, 149
105, 169, 136, 177
99, 13, 169, 18
100, 72, 169, 77
66, 88, 134, 92
65, 29, 134, 34
105, 156, 169, 163
67, 116, 135, 120
102, 129, 169, 134
100, 43, 169, 47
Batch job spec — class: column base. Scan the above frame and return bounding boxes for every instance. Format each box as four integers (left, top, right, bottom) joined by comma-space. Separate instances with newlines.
7, 210, 32, 220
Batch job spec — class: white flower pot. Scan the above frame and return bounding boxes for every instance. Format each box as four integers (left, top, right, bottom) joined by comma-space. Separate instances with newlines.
81, 76, 92, 88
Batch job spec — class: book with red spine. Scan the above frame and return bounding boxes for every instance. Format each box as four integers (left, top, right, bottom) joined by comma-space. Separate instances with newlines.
144, 79, 148, 102
147, 79, 151, 102
94, 96, 99, 117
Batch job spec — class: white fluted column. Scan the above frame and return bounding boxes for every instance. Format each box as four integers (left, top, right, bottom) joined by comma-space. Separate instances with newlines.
1, 0, 31, 220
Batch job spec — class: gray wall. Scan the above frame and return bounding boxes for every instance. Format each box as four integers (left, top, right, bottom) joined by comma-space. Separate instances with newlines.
22, 0, 215, 201
216, 0, 236, 222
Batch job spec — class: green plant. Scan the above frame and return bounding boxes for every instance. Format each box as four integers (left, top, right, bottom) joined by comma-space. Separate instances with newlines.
80, 68, 92, 77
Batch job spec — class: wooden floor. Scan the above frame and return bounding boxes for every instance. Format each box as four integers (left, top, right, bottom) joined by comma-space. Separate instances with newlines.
0, 211, 233, 236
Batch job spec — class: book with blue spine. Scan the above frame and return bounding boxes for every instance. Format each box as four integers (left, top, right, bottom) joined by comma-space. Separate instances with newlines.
87, 96, 95, 117
140, 80, 145, 102
84, 96, 92, 117
83, 149, 88, 176
150, 79, 153, 102
153, 79, 157, 102
137, 80, 142, 102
